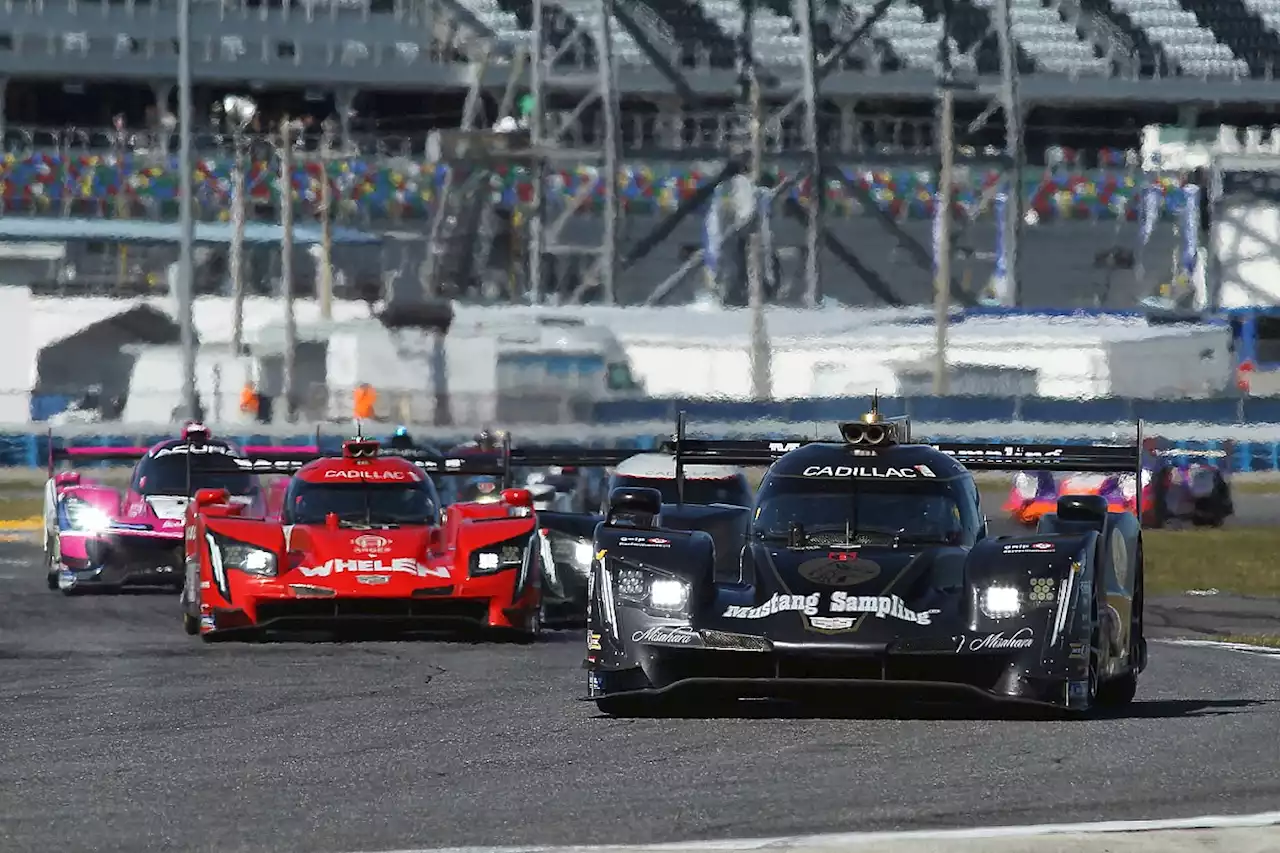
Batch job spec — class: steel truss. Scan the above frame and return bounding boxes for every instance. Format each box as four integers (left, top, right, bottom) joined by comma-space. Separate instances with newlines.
427, 0, 1025, 308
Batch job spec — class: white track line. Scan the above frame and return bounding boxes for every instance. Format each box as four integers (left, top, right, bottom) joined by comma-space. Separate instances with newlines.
1155, 638, 1280, 657
352, 811, 1280, 853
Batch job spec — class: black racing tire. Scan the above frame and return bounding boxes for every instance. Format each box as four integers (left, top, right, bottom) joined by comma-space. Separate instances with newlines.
1096, 668, 1138, 708
44, 547, 58, 590
182, 611, 200, 636
1098, 550, 1142, 709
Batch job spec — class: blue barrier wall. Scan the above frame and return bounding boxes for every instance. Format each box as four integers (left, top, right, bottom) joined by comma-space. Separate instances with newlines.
591, 395, 1279, 426
13, 431, 1280, 472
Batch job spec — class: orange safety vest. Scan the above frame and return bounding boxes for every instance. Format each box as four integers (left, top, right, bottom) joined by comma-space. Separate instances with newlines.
354, 385, 376, 419
240, 383, 259, 414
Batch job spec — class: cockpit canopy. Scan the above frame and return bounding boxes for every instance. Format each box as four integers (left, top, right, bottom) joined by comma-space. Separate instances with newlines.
754, 473, 982, 548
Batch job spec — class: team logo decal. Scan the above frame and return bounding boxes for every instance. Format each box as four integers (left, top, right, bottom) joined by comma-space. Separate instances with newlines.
796, 553, 881, 586
353, 534, 391, 554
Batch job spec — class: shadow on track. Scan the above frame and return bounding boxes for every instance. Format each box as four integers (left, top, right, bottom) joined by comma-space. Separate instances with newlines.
587, 697, 1274, 722
201, 626, 585, 646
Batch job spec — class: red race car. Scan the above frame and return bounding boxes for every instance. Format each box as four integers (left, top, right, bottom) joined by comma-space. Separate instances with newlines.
181, 436, 610, 642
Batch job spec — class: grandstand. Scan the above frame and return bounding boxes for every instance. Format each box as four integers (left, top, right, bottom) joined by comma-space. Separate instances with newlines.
0, 0, 1275, 306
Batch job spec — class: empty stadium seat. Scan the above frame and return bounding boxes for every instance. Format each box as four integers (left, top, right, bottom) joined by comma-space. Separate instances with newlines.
640, 0, 738, 68
700, 0, 817, 66
1109, 0, 1248, 75
911, 0, 1037, 73
452, 0, 528, 46
1073, 0, 1173, 75
1179, 0, 1280, 77
1242, 0, 1280, 49
970, 0, 1110, 75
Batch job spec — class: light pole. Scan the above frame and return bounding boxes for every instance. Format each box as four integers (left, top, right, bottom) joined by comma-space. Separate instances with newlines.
318, 116, 336, 321
278, 116, 304, 423
219, 94, 257, 356
176, 0, 197, 421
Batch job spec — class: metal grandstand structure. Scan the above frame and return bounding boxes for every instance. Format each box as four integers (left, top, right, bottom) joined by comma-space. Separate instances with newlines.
424, 0, 1027, 308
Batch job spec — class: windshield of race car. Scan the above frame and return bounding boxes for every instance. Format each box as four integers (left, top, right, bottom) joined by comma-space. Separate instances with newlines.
134, 451, 255, 496
754, 476, 980, 546
284, 480, 440, 526
611, 474, 751, 506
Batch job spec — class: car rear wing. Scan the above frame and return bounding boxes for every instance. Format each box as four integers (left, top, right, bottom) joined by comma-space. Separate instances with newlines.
45, 425, 324, 479
657, 412, 1146, 513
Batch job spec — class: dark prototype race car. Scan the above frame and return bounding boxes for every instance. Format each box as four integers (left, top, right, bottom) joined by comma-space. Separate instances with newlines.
585, 410, 1148, 718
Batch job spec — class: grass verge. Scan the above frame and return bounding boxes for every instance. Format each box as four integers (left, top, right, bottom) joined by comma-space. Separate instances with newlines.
0, 496, 41, 523
1144, 528, 1280, 598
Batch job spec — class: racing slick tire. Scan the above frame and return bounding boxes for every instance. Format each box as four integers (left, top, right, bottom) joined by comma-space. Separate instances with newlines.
182, 611, 200, 636
1097, 548, 1143, 709
44, 550, 57, 591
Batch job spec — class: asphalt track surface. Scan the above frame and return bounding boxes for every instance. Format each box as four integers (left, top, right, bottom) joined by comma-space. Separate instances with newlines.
3, 509, 1280, 853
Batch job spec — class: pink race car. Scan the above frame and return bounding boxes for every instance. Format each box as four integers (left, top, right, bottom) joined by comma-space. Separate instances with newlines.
42, 422, 312, 594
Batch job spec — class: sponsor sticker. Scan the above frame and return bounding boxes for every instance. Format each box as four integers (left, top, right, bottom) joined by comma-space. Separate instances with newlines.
935, 445, 1066, 461
960, 627, 1036, 652
801, 465, 934, 479
1067, 680, 1088, 700
619, 536, 671, 548
324, 469, 408, 480
1003, 541, 1056, 553
297, 558, 449, 579
353, 534, 391, 554
153, 444, 233, 458
796, 554, 881, 586
356, 574, 390, 585
631, 625, 700, 646
723, 591, 940, 625
587, 632, 602, 651
587, 672, 605, 696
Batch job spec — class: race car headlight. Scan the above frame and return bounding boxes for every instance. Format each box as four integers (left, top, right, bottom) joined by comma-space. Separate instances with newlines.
62, 497, 112, 534
980, 585, 1022, 619
215, 537, 277, 577
471, 537, 526, 576
649, 578, 689, 610
613, 565, 691, 615
1013, 472, 1039, 500
549, 534, 595, 577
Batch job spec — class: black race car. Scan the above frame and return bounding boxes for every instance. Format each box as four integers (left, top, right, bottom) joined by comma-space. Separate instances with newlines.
584, 410, 1148, 718
534, 451, 754, 629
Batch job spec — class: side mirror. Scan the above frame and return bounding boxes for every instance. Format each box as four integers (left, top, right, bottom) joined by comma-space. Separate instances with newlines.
195, 487, 231, 509
326, 512, 340, 531
55, 471, 81, 487
502, 487, 533, 508
427, 528, 442, 549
